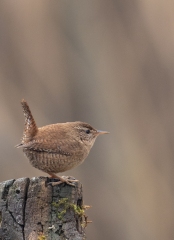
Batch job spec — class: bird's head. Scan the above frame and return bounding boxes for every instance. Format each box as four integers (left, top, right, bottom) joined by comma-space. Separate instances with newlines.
70, 121, 109, 148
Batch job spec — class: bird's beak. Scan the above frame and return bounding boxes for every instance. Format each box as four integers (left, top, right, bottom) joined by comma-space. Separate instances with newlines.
97, 130, 109, 135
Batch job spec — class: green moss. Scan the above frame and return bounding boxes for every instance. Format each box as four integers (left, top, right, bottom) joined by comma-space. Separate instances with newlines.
38, 234, 46, 240
52, 198, 85, 220
71, 203, 85, 217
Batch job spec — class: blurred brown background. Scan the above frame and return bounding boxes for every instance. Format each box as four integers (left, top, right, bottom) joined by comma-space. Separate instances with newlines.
0, 1, 174, 239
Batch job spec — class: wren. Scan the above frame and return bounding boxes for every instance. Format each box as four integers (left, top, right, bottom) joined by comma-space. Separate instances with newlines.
16, 99, 109, 186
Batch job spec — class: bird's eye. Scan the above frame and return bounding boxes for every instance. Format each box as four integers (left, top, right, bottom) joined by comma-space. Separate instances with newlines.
85, 129, 90, 134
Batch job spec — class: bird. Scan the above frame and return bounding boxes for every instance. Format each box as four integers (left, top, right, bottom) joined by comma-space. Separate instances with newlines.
16, 99, 109, 186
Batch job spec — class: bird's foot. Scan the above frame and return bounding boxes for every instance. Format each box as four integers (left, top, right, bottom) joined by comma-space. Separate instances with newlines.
47, 173, 78, 187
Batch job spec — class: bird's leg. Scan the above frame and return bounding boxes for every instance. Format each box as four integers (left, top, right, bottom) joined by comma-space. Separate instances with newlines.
47, 172, 78, 187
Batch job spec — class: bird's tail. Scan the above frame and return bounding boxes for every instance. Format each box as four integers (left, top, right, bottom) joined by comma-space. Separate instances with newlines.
16, 99, 38, 148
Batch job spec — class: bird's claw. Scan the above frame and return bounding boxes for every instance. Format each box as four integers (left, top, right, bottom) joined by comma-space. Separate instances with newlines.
48, 176, 79, 187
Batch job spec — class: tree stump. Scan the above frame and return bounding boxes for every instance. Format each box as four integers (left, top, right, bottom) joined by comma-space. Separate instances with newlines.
0, 177, 85, 240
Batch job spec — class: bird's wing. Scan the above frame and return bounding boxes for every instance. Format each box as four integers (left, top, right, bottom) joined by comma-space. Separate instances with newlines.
17, 125, 84, 157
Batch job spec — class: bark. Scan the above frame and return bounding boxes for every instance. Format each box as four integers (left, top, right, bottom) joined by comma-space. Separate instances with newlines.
0, 177, 85, 240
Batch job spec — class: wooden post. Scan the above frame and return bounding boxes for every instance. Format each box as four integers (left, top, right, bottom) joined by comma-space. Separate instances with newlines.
0, 177, 86, 240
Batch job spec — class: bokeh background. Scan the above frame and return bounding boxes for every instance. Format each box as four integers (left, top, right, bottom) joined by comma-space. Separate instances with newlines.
0, 1, 174, 239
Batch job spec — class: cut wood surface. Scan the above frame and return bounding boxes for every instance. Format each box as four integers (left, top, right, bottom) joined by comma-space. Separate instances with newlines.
0, 177, 85, 240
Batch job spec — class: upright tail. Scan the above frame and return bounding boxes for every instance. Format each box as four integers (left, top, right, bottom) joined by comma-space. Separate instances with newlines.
16, 99, 38, 147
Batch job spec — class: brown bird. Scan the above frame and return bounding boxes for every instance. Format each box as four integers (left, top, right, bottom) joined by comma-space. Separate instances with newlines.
16, 99, 109, 186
